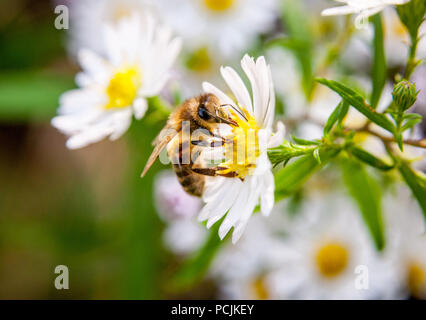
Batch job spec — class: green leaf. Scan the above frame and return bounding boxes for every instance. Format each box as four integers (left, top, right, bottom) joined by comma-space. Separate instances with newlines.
275, 147, 340, 202
170, 222, 224, 291
291, 135, 321, 146
349, 146, 394, 171
324, 100, 349, 136
313, 148, 321, 164
399, 161, 426, 221
397, 0, 426, 41
268, 140, 320, 166
0, 71, 74, 122
371, 14, 386, 109
316, 78, 396, 133
341, 158, 385, 251
401, 113, 422, 131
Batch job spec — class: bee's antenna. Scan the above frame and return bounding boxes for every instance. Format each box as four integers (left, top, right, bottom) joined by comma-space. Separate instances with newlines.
221, 104, 247, 121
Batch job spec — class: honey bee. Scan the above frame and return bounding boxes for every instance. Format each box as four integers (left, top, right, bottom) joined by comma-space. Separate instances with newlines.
141, 93, 240, 197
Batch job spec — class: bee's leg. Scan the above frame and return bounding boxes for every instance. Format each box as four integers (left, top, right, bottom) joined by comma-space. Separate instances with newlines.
191, 140, 224, 147
191, 130, 227, 147
191, 167, 238, 178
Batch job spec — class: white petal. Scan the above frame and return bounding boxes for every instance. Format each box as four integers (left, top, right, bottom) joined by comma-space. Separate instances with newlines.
77, 49, 110, 85
241, 55, 272, 127
220, 66, 253, 114
218, 183, 249, 239
321, 6, 359, 16
133, 98, 148, 120
202, 82, 235, 107
51, 108, 103, 135
109, 108, 133, 140
65, 122, 113, 149
260, 170, 275, 216
267, 121, 286, 148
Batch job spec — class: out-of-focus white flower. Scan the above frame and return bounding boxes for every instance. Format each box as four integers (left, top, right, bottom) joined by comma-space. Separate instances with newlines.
172, 46, 224, 97
399, 236, 426, 299
267, 194, 400, 299
154, 170, 206, 255
52, 15, 181, 149
154, 170, 202, 221
210, 214, 291, 299
155, 0, 278, 58
322, 0, 410, 27
199, 55, 285, 243
65, 0, 157, 56
384, 188, 426, 299
163, 219, 207, 255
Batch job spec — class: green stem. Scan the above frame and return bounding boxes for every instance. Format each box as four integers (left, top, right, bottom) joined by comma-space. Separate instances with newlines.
404, 35, 419, 79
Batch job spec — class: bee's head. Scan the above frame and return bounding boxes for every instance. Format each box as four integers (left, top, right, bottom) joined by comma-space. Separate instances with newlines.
194, 93, 237, 128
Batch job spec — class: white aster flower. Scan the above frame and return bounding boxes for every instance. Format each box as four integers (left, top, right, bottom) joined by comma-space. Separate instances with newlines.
52, 15, 181, 149
268, 193, 400, 300
384, 187, 426, 299
199, 54, 285, 244
210, 214, 292, 299
154, 170, 206, 255
322, 0, 410, 27
155, 0, 278, 58
154, 170, 202, 221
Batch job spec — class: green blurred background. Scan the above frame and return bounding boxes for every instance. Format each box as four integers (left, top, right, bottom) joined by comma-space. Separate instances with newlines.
0, 0, 198, 299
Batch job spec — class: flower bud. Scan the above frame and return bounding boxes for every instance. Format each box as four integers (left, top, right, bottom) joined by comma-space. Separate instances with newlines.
392, 80, 418, 112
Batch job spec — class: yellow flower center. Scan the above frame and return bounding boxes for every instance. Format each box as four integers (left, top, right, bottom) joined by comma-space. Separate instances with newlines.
105, 66, 141, 109
185, 47, 213, 73
407, 261, 426, 299
250, 276, 269, 300
218, 107, 260, 179
315, 242, 349, 278
203, 0, 235, 12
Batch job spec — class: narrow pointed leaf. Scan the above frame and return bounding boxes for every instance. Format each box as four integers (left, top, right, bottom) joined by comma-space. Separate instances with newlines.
349, 146, 394, 171
371, 14, 386, 109
324, 100, 348, 135
316, 78, 396, 133
341, 159, 385, 251
399, 162, 426, 221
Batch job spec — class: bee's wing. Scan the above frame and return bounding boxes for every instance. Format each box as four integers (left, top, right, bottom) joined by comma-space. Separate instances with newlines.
141, 128, 179, 177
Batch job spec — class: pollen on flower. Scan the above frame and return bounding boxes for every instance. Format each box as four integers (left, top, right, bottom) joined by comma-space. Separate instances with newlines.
105, 66, 142, 109
203, 0, 235, 12
218, 107, 260, 179
250, 275, 269, 300
315, 242, 349, 278
407, 261, 425, 299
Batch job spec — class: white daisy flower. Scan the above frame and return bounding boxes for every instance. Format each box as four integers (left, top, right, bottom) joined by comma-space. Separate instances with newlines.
268, 193, 400, 300
199, 54, 285, 244
154, 170, 202, 221
154, 170, 206, 255
400, 235, 426, 299
52, 15, 182, 149
155, 0, 278, 58
384, 187, 426, 299
210, 214, 292, 299
65, 0, 157, 56
322, 0, 410, 27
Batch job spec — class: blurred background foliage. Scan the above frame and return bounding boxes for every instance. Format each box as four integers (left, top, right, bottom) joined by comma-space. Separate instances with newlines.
0, 0, 198, 299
